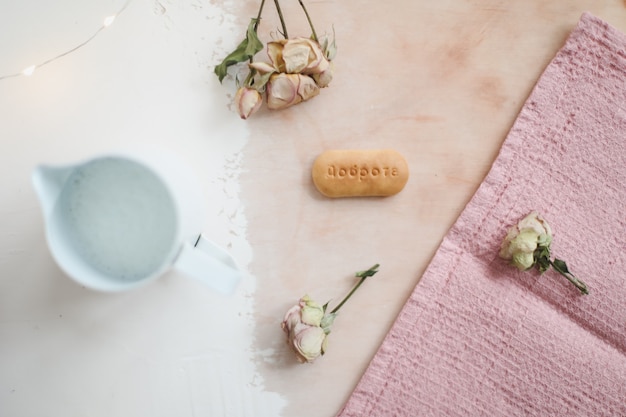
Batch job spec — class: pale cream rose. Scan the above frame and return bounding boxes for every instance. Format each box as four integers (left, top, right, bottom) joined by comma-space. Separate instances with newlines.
281, 295, 328, 363
266, 73, 319, 110
267, 38, 330, 75
296, 75, 320, 100
233, 87, 262, 119
499, 212, 553, 270
280, 266, 380, 363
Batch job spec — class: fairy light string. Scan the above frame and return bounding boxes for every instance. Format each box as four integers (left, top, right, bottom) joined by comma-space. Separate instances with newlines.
0, 0, 132, 81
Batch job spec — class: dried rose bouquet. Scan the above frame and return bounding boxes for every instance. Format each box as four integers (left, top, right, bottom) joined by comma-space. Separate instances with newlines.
214, 0, 336, 119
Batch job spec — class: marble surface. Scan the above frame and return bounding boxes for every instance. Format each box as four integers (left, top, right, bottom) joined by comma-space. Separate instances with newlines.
1, 1, 626, 416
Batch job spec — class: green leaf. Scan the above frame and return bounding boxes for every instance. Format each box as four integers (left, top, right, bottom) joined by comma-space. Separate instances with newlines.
551, 258, 589, 295
324, 26, 338, 61
321, 313, 337, 334
243, 19, 263, 56
214, 41, 247, 83
537, 257, 550, 273
258, 70, 276, 89
321, 36, 328, 51
214, 19, 264, 83
552, 259, 569, 273
355, 264, 379, 278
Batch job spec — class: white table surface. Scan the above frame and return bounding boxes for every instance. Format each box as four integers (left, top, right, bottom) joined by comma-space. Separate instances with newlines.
2, 1, 626, 416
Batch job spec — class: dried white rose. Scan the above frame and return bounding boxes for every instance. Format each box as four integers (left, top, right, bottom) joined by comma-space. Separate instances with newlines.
499, 212, 552, 270
498, 212, 588, 294
267, 37, 330, 75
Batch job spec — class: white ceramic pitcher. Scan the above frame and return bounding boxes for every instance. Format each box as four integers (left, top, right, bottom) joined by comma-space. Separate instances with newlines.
32, 149, 242, 293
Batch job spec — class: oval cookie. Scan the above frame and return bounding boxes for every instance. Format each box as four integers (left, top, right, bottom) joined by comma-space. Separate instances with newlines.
312, 149, 409, 197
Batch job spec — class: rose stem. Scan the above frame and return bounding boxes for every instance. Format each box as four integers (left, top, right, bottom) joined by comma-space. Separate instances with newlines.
298, 0, 318, 42
247, 0, 267, 74
273, 0, 288, 38
254, 0, 266, 32
330, 264, 379, 315
549, 260, 589, 295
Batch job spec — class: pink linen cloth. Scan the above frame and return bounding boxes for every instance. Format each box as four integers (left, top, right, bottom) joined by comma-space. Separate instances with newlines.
338, 12, 626, 417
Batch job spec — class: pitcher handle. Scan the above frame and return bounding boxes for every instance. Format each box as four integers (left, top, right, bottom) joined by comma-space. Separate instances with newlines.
174, 235, 242, 294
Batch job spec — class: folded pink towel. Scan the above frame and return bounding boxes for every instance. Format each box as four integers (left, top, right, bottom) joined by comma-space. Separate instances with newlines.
338, 12, 626, 417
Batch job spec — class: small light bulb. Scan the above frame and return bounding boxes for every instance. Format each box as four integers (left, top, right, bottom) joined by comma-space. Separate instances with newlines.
22, 65, 36, 76
103, 15, 116, 27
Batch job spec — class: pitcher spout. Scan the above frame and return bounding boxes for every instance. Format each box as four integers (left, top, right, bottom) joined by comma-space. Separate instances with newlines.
32, 165, 74, 217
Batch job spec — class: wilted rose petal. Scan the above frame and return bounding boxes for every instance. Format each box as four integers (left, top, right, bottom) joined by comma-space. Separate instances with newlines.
296, 75, 320, 101
300, 298, 324, 326
248, 61, 276, 74
292, 326, 326, 363
266, 73, 319, 110
267, 38, 330, 75
266, 73, 299, 110
312, 62, 334, 88
281, 303, 302, 337
267, 41, 286, 72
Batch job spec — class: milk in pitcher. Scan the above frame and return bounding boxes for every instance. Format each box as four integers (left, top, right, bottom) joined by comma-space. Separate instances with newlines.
56, 157, 178, 281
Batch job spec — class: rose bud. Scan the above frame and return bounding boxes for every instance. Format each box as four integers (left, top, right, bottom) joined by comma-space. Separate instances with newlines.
234, 87, 262, 119
266, 73, 319, 110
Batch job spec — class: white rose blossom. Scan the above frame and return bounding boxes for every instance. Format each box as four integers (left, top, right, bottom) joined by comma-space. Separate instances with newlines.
499, 212, 552, 270
499, 212, 588, 294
